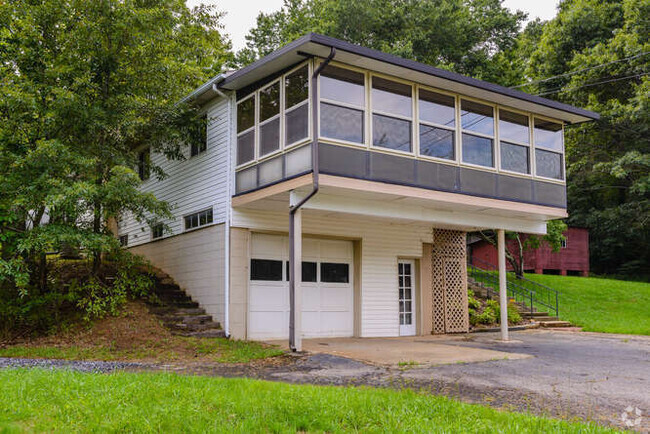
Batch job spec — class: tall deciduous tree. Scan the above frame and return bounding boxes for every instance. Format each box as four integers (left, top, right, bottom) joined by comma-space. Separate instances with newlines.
0, 0, 232, 291
519, 0, 649, 277
237, 0, 526, 85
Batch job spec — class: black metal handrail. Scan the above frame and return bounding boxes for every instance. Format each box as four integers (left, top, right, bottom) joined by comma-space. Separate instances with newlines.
468, 256, 559, 317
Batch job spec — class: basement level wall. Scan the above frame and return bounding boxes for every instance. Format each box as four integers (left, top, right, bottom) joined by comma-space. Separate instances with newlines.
129, 224, 226, 325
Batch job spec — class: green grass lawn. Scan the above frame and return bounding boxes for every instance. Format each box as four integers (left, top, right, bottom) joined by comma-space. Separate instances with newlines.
526, 274, 650, 335
0, 369, 613, 433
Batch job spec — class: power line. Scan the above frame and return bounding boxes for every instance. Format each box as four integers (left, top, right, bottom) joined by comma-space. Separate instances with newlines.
510, 52, 650, 89
534, 72, 649, 96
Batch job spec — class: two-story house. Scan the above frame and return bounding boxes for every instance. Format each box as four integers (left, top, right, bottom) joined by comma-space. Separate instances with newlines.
118, 34, 598, 348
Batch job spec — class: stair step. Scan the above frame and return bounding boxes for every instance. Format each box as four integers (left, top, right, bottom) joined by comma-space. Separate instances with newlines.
524, 312, 550, 317
540, 320, 572, 328
178, 329, 227, 338
164, 321, 221, 332
163, 314, 213, 325
534, 316, 559, 322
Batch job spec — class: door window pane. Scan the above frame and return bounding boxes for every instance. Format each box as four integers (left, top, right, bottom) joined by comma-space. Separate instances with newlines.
534, 119, 563, 151
320, 65, 365, 106
499, 110, 529, 144
237, 96, 255, 133
419, 89, 455, 127
260, 82, 280, 122
285, 103, 308, 145
461, 100, 494, 136
285, 65, 309, 109
501, 142, 529, 174
373, 114, 411, 152
259, 117, 280, 156
237, 130, 255, 165
535, 149, 563, 179
321, 262, 349, 283
302, 262, 317, 283
251, 259, 283, 281
462, 133, 493, 167
372, 77, 412, 118
321, 102, 364, 143
419, 125, 454, 160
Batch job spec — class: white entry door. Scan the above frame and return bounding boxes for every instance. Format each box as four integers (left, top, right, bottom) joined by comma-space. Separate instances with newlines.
398, 260, 416, 336
248, 234, 354, 340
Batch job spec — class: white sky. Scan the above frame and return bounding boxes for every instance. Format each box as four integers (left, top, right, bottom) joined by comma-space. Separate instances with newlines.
187, 0, 560, 51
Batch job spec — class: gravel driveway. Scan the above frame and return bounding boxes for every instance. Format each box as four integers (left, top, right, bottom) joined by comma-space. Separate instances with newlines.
2, 329, 648, 431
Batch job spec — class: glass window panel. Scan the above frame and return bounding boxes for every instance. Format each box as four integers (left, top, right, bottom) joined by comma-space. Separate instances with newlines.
405, 313, 412, 324
250, 259, 283, 281
236, 130, 255, 165
321, 102, 364, 143
373, 114, 412, 152
320, 65, 365, 107
419, 89, 455, 127
462, 133, 493, 167
419, 125, 455, 160
320, 262, 349, 283
534, 119, 563, 151
404, 301, 411, 313
285, 103, 309, 145
302, 262, 317, 283
259, 117, 280, 156
237, 96, 255, 133
536, 149, 563, 179
461, 100, 494, 136
285, 65, 309, 109
499, 110, 529, 144
152, 223, 163, 239
259, 82, 280, 122
501, 142, 529, 174
372, 77, 412, 118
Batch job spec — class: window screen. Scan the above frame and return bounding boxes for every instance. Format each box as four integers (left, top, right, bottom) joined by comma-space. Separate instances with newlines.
251, 259, 283, 281
320, 263, 349, 283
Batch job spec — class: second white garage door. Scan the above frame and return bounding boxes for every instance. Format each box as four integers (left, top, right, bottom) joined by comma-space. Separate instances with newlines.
248, 234, 354, 340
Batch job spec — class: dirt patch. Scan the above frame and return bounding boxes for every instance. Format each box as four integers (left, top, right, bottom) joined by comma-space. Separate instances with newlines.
0, 301, 287, 365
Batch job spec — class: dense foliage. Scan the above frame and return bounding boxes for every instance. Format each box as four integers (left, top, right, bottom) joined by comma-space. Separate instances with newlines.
0, 0, 231, 336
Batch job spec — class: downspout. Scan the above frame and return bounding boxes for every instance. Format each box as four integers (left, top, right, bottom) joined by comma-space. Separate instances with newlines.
214, 81, 231, 338
289, 47, 336, 352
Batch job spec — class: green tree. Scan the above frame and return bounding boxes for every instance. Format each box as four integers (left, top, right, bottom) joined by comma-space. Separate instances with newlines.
238, 0, 526, 85
0, 0, 231, 299
519, 0, 649, 277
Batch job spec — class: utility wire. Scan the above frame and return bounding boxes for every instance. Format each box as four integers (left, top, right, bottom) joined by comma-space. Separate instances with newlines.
510, 51, 650, 89
534, 72, 649, 96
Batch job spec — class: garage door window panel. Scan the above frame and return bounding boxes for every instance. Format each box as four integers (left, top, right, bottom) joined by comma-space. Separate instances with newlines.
321, 262, 349, 283
251, 259, 284, 281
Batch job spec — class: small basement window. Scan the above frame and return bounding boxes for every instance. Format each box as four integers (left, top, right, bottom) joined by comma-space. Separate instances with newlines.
251, 259, 283, 281
119, 234, 128, 247
184, 208, 213, 231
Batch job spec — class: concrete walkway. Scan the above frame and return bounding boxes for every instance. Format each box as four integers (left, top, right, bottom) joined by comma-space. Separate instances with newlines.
268, 335, 531, 366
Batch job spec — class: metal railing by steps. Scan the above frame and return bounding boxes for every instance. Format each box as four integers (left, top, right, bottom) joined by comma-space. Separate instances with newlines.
468, 256, 560, 318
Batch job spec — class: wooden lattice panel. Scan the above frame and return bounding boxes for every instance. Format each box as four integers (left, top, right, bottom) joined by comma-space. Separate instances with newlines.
431, 229, 469, 334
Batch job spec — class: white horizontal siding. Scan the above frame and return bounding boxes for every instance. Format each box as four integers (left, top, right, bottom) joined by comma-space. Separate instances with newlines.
118, 95, 232, 247
232, 209, 432, 337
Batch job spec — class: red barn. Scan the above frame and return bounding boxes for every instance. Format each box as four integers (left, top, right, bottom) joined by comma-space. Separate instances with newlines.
470, 227, 589, 276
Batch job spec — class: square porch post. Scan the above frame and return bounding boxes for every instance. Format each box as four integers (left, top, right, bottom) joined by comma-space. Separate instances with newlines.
497, 229, 509, 341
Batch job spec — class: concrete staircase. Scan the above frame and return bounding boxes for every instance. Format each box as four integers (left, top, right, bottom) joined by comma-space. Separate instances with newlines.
468, 278, 572, 328
148, 269, 226, 338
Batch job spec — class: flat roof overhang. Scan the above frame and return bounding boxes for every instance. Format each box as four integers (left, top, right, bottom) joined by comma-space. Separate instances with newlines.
232, 174, 567, 235
216, 33, 599, 125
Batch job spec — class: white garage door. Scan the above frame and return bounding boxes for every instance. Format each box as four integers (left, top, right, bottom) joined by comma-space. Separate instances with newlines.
248, 234, 354, 340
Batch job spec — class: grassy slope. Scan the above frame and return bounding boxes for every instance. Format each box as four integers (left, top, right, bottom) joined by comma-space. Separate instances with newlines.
0, 369, 613, 433
526, 274, 650, 335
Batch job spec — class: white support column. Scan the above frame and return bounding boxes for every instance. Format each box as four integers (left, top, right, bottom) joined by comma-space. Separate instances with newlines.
292, 208, 302, 351
497, 229, 509, 341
